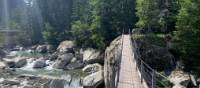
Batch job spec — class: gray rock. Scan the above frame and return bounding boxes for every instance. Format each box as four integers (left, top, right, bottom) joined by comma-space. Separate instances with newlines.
104, 36, 122, 88
57, 40, 74, 53
36, 45, 47, 53
64, 61, 84, 70
83, 48, 101, 64
53, 53, 73, 69
5, 61, 15, 68
82, 49, 104, 65
83, 63, 102, 74
42, 80, 51, 88
44, 79, 66, 88
190, 75, 197, 86
33, 60, 46, 68
70, 57, 77, 63
0, 79, 20, 85
49, 53, 58, 61
75, 53, 83, 61
21, 85, 34, 88
82, 70, 103, 87
169, 70, 190, 88
15, 59, 27, 68
46, 45, 56, 53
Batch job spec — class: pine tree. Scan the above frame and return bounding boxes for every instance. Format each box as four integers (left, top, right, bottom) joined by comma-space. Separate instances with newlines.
136, 0, 179, 33
174, 0, 200, 74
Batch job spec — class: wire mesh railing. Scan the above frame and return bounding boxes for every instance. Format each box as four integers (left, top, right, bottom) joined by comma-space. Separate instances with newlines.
129, 29, 172, 88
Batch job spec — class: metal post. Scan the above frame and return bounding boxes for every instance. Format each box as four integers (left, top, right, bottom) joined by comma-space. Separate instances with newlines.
152, 70, 155, 88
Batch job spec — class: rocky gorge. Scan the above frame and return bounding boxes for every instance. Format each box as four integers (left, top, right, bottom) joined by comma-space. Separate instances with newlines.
0, 40, 104, 88
0, 35, 200, 88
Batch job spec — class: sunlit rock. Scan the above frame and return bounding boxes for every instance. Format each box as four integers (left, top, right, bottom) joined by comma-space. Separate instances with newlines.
169, 70, 190, 88
82, 69, 103, 87
53, 53, 73, 69
57, 40, 74, 53
104, 36, 122, 88
36, 45, 47, 53
83, 48, 103, 64
82, 63, 102, 74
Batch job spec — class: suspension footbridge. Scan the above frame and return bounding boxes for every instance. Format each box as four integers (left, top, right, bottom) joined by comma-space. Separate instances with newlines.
115, 33, 171, 88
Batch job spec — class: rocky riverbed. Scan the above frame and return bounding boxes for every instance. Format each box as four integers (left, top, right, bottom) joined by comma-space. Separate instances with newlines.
0, 40, 105, 88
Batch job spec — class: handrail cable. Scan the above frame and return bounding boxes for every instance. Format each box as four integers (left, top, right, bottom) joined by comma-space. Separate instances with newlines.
128, 29, 171, 88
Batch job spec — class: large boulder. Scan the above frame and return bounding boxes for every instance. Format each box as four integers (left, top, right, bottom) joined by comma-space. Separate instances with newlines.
5, 61, 15, 68
15, 59, 27, 68
33, 60, 46, 68
82, 69, 104, 87
75, 52, 83, 61
53, 53, 74, 69
49, 79, 66, 88
83, 63, 102, 74
3, 57, 27, 68
36, 45, 47, 53
48, 52, 58, 61
46, 45, 56, 53
169, 70, 190, 88
83, 48, 103, 64
57, 40, 74, 53
64, 61, 84, 70
104, 36, 122, 88
43, 79, 68, 88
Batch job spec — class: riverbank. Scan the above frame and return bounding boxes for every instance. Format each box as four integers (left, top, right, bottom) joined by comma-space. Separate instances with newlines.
0, 40, 105, 88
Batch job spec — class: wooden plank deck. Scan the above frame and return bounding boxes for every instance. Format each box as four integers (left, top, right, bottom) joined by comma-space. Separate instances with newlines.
117, 35, 144, 88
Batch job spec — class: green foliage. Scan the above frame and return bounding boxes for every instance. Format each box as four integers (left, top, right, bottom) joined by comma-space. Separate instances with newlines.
42, 23, 57, 45
136, 0, 160, 29
173, 0, 200, 74
136, 0, 179, 32
37, 0, 72, 45
72, 0, 137, 49
71, 0, 105, 49
101, 0, 137, 34
133, 33, 166, 47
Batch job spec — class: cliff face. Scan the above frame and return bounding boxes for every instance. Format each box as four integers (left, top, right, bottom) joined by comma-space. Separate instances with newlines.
104, 36, 122, 88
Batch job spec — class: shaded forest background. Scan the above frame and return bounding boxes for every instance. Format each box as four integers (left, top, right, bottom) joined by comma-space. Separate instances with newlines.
0, 0, 199, 75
